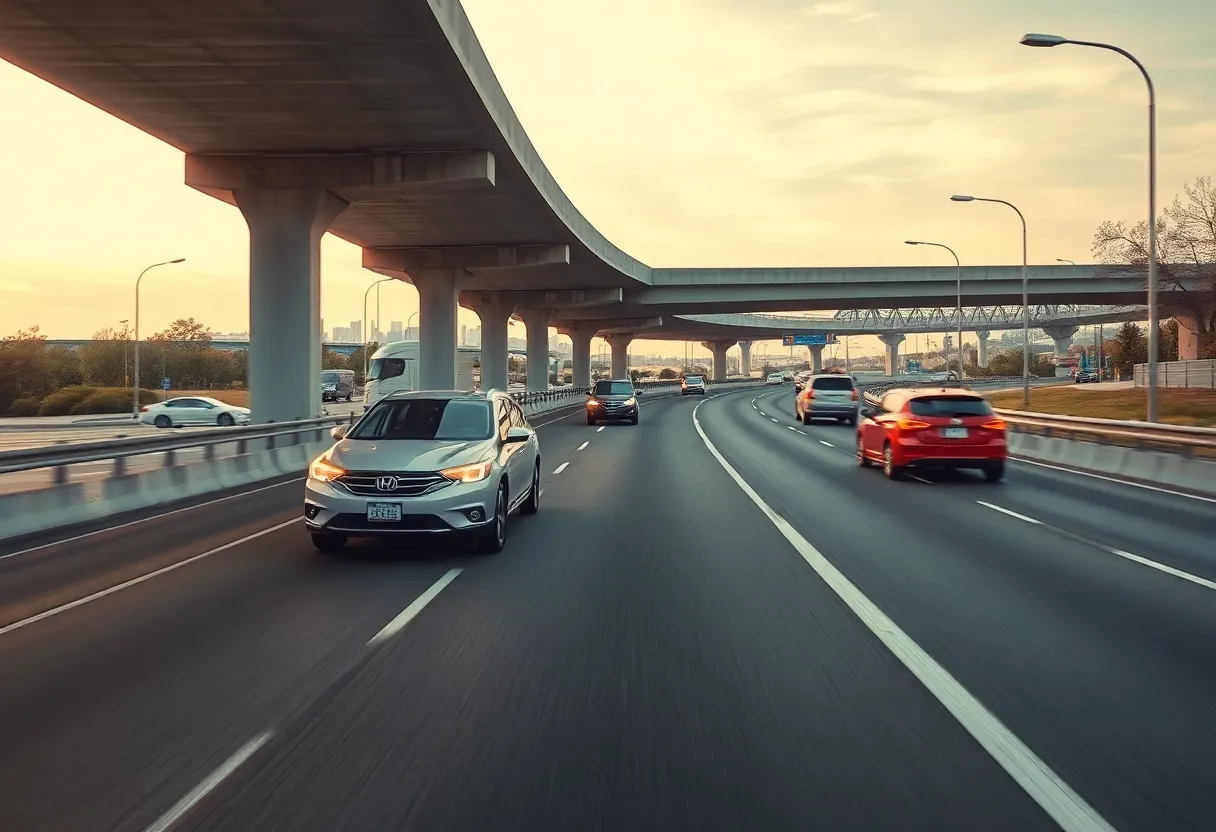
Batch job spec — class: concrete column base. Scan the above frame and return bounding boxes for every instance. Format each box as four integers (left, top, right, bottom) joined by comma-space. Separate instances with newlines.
518, 307, 554, 392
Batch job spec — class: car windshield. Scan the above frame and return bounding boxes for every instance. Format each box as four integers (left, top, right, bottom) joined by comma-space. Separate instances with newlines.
685, 376, 703, 384
593, 381, 634, 396
908, 396, 994, 417
349, 398, 493, 440
811, 377, 853, 390
320, 371, 342, 383
368, 357, 406, 381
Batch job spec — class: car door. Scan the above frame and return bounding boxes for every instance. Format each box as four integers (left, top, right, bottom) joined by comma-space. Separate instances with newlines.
509, 401, 537, 499
495, 399, 525, 504
863, 393, 897, 457
168, 398, 204, 425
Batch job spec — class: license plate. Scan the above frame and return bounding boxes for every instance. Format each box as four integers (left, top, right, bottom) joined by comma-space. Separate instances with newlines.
941, 427, 969, 439
366, 503, 402, 522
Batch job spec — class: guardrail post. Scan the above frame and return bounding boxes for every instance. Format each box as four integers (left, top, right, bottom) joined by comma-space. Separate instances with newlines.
204, 444, 216, 461
164, 449, 176, 467
52, 464, 68, 486
112, 457, 125, 477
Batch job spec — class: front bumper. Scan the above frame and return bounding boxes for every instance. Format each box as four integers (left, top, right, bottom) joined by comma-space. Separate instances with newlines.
304, 474, 499, 537
587, 403, 638, 420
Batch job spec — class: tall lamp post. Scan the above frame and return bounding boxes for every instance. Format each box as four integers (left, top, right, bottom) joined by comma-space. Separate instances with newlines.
906, 240, 964, 380
132, 258, 186, 418
1021, 33, 1157, 419
363, 277, 393, 381
951, 195, 1031, 408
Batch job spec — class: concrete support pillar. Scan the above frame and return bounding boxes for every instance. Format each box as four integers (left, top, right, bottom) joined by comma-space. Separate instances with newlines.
465, 293, 515, 392
559, 324, 598, 389
879, 333, 905, 376
518, 307, 554, 392
412, 269, 466, 390
738, 340, 753, 379
976, 330, 990, 368
1175, 312, 1201, 360
701, 340, 736, 382
233, 187, 346, 423
808, 344, 824, 373
605, 334, 633, 378
1042, 325, 1078, 359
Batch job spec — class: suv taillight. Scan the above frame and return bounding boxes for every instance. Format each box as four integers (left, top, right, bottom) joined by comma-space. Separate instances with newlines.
851, 389, 858, 401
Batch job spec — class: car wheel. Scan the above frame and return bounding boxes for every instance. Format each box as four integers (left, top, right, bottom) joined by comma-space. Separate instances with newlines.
218, 413, 235, 427
475, 482, 508, 554
520, 460, 540, 515
847, 415, 858, 427
882, 443, 904, 480
154, 415, 171, 429
587, 415, 597, 426
984, 461, 1005, 483
630, 413, 639, 425
857, 435, 872, 467
311, 533, 346, 554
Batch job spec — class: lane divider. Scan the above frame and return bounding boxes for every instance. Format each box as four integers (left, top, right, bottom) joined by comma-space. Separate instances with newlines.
577, 442, 589, 451
975, 500, 1216, 593
142, 732, 273, 832
690, 393, 1116, 832
552, 462, 569, 475
368, 568, 464, 645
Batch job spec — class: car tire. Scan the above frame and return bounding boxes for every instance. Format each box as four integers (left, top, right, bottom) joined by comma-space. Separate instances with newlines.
520, 461, 540, 515
311, 533, 346, 554
847, 415, 858, 427
218, 413, 235, 427
154, 415, 171, 429
474, 482, 508, 554
984, 461, 1005, 483
630, 413, 639, 425
857, 435, 872, 467
882, 443, 904, 480
587, 415, 597, 426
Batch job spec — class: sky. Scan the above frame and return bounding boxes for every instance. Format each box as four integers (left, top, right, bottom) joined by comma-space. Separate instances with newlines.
0, 0, 1211, 361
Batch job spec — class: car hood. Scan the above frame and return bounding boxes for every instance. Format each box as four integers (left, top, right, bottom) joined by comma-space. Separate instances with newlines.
326, 438, 493, 472
591, 393, 635, 402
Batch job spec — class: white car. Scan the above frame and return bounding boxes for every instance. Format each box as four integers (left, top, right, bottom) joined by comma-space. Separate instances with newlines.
139, 396, 251, 428
766, 373, 785, 385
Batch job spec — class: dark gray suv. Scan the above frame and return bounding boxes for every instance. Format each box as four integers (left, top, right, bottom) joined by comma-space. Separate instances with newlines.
586, 379, 641, 425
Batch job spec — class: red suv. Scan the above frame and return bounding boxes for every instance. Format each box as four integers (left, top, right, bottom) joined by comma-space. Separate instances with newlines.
856, 387, 1007, 481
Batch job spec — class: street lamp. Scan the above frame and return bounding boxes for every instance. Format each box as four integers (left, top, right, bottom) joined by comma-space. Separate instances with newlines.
1021, 32, 1158, 419
951, 194, 1031, 408
906, 240, 964, 381
132, 258, 186, 418
363, 277, 394, 380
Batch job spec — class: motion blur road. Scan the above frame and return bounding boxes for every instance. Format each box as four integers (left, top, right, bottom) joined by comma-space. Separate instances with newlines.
1, 386, 1213, 831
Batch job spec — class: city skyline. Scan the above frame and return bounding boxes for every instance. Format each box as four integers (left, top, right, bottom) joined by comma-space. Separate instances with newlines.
1, 0, 1211, 360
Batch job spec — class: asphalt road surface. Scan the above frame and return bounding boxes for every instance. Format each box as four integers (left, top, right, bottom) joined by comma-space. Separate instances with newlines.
0, 386, 1213, 831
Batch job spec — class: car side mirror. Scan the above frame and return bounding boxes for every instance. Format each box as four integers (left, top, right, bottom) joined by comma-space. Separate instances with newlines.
859, 408, 873, 419
330, 424, 348, 441
504, 426, 531, 444
634, 388, 643, 396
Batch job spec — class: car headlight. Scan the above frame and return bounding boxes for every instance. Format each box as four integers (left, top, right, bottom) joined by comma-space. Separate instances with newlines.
586, 398, 599, 407
440, 461, 493, 483
309, 454, 344, 482
623, 397, 636, 406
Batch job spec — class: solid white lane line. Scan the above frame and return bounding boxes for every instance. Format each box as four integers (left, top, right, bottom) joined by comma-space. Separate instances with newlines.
692, 401, 1115, 832
142, 732, 273, 832
819, 440, 834, 448
553, 462, 569, 474
367, 568, 463, 646
577, 441, 589, 451
596, 426, 605, 433
1010, 457, 1216, 505
975, 501, 1216, 593
0, 518, 301, 638
0, 478, 306, 561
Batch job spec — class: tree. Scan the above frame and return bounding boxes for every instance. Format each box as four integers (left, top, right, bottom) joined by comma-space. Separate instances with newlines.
1159, 319, 1179, 363
152, 318, 212, 345
1093, 176, 1216, 355
79, 325, 131, 386
321, 349, 348, 370
45, 346, 84, 390
657, 367, 680, 380
0, 326, 51, 407
1107, 321, 1147, 378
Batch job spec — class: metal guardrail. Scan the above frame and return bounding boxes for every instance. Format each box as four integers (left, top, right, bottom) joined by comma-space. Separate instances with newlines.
994, 409, 1216, 457
0, 415, 349, 480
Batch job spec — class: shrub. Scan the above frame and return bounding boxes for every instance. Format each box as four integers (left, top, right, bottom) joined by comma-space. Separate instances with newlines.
71, 389, 133, 415
37, 386, 97, 416
7, 397, 40, 416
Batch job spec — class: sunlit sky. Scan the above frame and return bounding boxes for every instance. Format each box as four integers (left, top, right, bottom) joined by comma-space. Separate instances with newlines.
0, 0, 1211, 359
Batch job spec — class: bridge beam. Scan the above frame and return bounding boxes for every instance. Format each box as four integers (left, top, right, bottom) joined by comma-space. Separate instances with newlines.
366, 244, 570, 274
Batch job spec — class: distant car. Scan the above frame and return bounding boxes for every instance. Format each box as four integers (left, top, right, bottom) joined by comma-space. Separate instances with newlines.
793, 370, 814, 392
857, 387, 1007, 481
681, 375, 706, 395
766, 373, 785, 385
795, 373, 859, 425
587, 379, 641, 425
1074, 369, 1099, 383
139, 396, 250, 429
321, 368, 355, 402
305, 389, 540, 554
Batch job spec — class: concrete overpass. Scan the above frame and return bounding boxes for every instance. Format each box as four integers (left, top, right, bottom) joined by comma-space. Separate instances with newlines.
2, 1, 1207, 417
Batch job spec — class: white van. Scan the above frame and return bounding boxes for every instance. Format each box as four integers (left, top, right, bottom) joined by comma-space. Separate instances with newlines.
364, 341, 480, 407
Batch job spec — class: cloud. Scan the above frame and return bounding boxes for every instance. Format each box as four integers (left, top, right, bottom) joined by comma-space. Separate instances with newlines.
801, 1, 878, 22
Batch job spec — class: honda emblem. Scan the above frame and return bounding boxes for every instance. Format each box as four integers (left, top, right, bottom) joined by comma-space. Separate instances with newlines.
950, 418, 963, 425
376, 476, 398, 491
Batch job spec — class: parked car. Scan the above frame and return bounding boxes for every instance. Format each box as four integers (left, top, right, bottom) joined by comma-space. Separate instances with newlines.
856, 387, 1007, 481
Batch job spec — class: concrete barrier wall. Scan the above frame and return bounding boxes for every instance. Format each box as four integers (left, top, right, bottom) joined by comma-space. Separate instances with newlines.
1006, 432, 1216, 497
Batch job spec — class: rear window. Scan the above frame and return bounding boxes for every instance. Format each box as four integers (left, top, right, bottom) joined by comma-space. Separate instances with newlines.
908, 396, 993, 417
811, 376, 854, 391
684, 376, 703, 384
593, 381, 634, 396
350, 398, 493, 440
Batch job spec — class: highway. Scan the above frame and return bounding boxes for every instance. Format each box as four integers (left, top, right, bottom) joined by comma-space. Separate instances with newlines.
0, 387, 1213, 831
